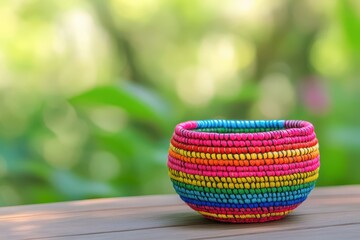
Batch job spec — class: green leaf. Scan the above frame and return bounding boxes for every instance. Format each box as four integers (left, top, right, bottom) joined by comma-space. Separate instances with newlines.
51, 170, 116, 199
69, 83, 172, 129
338, 0, 360, 55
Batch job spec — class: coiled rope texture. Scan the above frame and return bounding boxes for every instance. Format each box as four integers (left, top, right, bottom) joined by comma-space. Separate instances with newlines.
168, 120, 320, 223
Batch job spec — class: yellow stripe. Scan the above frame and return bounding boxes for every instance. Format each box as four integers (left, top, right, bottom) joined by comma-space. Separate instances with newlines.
199, 210, 291, 219
169, 149, 320, 165
170, 143, 319, 160
169, 169, 319, 189
169, 168, 319, 183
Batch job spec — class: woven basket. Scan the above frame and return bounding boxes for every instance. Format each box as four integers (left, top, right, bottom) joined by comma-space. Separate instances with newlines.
168, 120, 320, 223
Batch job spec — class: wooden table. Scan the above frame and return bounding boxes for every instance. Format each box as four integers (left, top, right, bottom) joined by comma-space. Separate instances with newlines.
1, 185, 359, 240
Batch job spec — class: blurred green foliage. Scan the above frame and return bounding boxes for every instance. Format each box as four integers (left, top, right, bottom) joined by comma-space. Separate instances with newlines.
0, 0, 359, 206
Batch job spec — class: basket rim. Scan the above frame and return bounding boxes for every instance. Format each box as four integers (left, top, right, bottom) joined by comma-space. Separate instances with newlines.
175, 120, 315, 140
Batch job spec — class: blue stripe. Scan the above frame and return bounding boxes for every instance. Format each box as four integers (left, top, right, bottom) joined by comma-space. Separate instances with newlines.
173, 184, 314, 203
174, 185, 312, 205
180, 195, 308, 208
196, 120, 286, 129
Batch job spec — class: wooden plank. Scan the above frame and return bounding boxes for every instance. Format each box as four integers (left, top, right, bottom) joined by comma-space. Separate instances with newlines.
205, 223, 360, 240
1, 193, 360, 221
0, 186, 359, 240
0, 185, 359, 219
23, 210, 360, 240
0, 188, 360, 239
1, 192, 359, 223
0, 195, 180, 218
309, 185, 360, 197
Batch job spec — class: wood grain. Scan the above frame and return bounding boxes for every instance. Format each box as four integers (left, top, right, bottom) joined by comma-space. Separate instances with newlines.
0, 185, 359, 240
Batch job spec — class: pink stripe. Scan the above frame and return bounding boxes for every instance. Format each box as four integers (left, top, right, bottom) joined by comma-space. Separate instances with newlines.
172, 132, 317, 147
188, 203, 299, 215
168, 158, 320, 178
169, 155, 320, 172
171, 137, 318, 153
203, 215, 286, 223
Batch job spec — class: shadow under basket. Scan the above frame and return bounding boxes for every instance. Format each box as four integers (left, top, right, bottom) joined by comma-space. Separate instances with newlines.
167, 120, 320, 223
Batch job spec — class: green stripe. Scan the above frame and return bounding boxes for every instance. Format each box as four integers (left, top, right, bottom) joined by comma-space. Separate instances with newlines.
171, 179, 316, 195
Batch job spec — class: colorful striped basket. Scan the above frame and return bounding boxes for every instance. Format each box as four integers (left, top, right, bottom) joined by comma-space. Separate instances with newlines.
168, 120, 320, 223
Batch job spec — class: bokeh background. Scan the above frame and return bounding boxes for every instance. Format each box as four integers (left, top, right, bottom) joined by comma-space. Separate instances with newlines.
0, 0, 359, 206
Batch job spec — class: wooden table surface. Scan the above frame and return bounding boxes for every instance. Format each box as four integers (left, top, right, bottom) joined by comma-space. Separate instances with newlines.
0, 185, 359, 240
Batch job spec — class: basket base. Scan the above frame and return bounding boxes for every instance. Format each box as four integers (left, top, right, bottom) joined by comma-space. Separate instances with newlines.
187, 203, 296, 223
203, 214, 287, 223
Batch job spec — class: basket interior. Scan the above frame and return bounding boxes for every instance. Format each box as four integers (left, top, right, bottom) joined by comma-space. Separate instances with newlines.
193, 120, 286, 134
